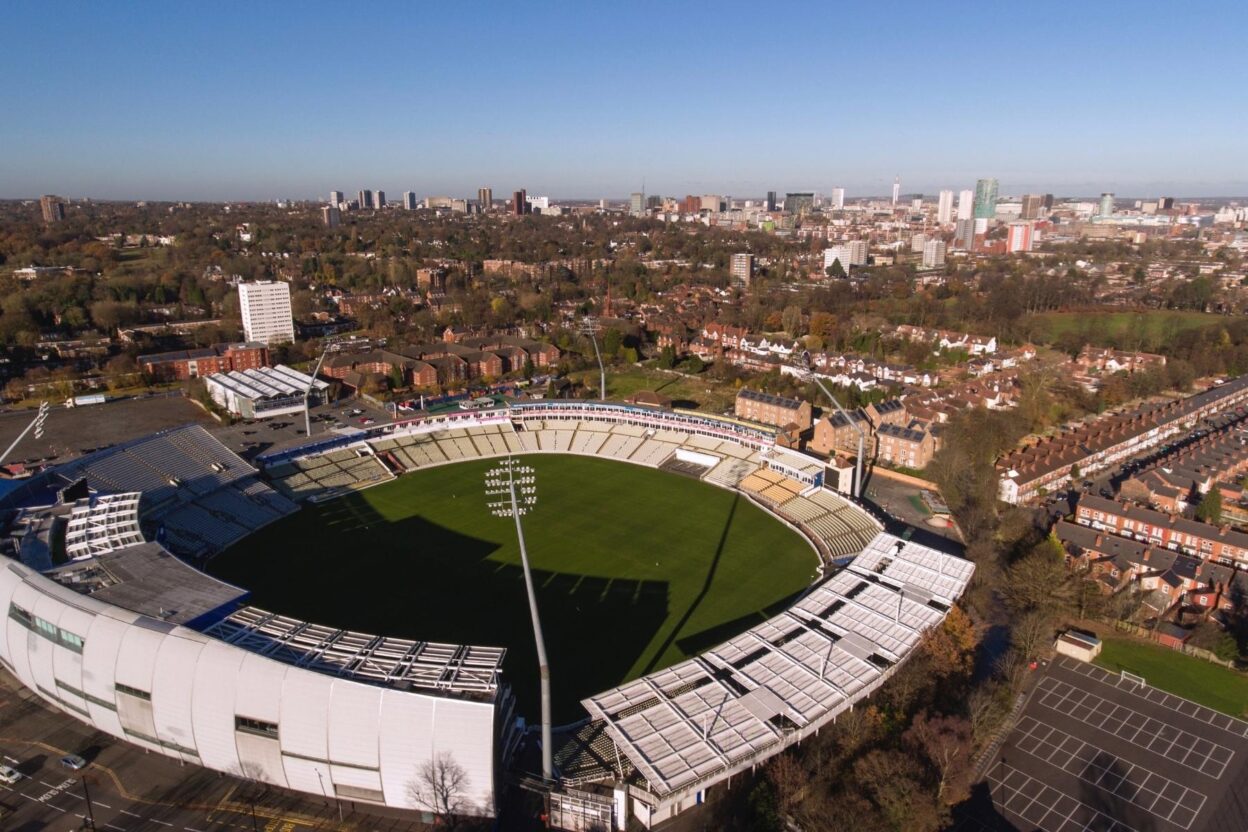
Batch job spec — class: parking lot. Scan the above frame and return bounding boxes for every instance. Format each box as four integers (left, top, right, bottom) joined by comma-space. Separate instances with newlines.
980, 656, 1248, 831
211, 399, 396, 462
0, 672, 426, 832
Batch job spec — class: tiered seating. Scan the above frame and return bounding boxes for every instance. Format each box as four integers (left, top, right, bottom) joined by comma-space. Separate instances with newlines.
268, 449, 392, 500
629, 438, 677, 468
570, 429, 606, 455
704, 457, 757, 488
598, 433, 642, 460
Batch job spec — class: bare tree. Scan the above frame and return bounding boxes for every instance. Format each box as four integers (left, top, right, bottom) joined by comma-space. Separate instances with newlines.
407, 751, 471, 825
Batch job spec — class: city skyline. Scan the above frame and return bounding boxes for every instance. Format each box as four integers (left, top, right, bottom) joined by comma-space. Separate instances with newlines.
4, 1, 1248, 201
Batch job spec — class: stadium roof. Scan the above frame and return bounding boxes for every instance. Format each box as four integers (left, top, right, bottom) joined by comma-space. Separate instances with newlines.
203, 606, 506, 698
583, 533, 972, 800
46, 542, 248, 625
207, 364, 328, 402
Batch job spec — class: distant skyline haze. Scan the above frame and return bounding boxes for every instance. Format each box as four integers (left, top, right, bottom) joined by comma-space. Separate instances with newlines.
4, 1, 1247, 201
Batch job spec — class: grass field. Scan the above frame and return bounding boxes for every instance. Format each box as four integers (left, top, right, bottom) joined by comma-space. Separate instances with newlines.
1093, 635, 1248, 718
1029, 310, 1226, 352
209, 455, 818, 721
568, 366, 740, 413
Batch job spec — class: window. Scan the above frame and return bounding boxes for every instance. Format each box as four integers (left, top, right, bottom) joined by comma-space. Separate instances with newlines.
234, 716, 279, 739
115, 683, 151, 701
35, 617, 58, 641
58, 630, 84, 653
7, 603, 32, 627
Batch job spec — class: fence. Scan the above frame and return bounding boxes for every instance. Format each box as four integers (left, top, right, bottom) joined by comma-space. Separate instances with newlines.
1109, 619, 1238, 668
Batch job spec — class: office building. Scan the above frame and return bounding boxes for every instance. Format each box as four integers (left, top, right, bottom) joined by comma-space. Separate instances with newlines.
478, 187, 492, 210
329, 190, 344, 207
922, 239, 946, 268
511, 190, 527, 216
358, 189, 373, 210
1006, 221, 1034, 253
973, 178, 998, 220
785, 192, 815, 215
766, 191, 777, 211
40, 195, 66, 223
957, 189, 974, 221
238, 281, 295, 345
375, 191, 386, 209
937, 190, 954, 224
630, 192, 644, 217
830, 187, 845, 210
1020, 194, 1045, 220
729, 253, 753, 289
1099, 192, 1115, 217
321, 206, 340, 228
1158, 196, 1175, 210
891, 176, 900, 206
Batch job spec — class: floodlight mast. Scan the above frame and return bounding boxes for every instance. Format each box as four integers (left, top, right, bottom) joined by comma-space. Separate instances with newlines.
581, 318, 606, 402
812, 377, 864, 499
485, 459, 553, 781
303, 346, 331, 439
0, 401, 49, 466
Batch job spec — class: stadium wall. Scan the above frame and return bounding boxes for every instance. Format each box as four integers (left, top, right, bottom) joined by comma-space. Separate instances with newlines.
0, 561, 502, 815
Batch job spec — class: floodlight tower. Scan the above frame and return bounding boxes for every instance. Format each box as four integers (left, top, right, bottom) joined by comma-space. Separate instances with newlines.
0, 401, 49, 466
580, 318, 606, 401
812, 377, 865, 499
303, 346, 331, 439
484, 458, 553, 780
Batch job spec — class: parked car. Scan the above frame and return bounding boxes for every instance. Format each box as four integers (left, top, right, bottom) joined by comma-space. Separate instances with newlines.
0, 764, 21, 784
60, 754, 87, 771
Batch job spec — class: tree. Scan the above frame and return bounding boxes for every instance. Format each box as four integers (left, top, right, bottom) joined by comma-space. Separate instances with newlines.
826, 259, 847, 279
853, 749, 945, 832
904, 712, 974, 804
1196, 488, 1223, 524
407, 752, 471, 825
601, 328, 622, 358
657, 345, 677, 369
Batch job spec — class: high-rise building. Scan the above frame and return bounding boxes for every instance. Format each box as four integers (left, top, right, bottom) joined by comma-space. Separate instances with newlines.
1020, 194, 1045, 220
955, 218, 975, 249
922, 239, 946, 268
375, 191, 386, 209
785, 192, 815, 215
39, 195, 66, 223
329, 190, 344, 207
238, 281, 295, 345
957, 189, 974, 221
1099, 192, 1115, 217
910, 197, 923, 212
891, 176, 901, 206
358, 190, 373, 210
911, 233, 928, 253
823, 240, 867, 272
831, 188, 845, 210
321, 206, 341, 228
403, 191, 418, 210
1158, 196, 1175, 210
630, 192, 644, 217
1006, 221, 1034, 252
730, 253, 754, 289
478, 187, 493, 211
937, 190, 954, 224
511, 190, 527, 216
973, 179, 998, 220
765, 191, 777, 212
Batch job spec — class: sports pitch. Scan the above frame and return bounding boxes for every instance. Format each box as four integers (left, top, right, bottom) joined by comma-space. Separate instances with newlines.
209, 454, 819, 721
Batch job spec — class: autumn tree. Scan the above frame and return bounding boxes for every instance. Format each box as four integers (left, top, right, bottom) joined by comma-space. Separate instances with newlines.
904, 712, 975, 805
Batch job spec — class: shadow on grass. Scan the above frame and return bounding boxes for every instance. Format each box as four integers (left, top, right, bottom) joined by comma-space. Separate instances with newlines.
207, 496, 670, 722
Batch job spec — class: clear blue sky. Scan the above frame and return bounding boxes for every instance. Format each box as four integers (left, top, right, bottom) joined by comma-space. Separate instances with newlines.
4, 1, 1246, 201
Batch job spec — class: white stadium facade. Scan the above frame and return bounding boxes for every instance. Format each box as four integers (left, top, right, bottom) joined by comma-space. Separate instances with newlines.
0, 401, 972, 828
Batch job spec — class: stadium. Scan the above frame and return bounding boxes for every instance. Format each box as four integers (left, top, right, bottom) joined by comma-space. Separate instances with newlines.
0, 400, 973, 829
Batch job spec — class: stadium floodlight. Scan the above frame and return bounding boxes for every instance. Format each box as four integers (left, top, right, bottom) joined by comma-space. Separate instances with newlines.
812, 377, 865, 499
484, 458, 553, 781
0, 401, 49, 466
304, 346, 331, 439
580, 317, 607, 402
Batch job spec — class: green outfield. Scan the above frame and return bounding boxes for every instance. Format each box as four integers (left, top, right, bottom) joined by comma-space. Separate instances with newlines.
209, 455, 819, 721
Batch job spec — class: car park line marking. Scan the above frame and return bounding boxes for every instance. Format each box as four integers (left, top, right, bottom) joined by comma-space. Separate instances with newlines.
150, 819, 174, 827
104, 824, 126, 831
94, 800, 112, 808
121, 808, 143, 817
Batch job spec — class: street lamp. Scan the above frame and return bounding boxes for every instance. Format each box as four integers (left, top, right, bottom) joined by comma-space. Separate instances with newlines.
0, 401, 49, 466
314, 768, 343, 822
484, 458, 553, 781
580, 318, 606, 402
79, 772, 96, 831
812, 377, 865, 499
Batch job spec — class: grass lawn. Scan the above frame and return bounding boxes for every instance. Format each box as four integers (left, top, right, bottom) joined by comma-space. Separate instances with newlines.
210, 455, 818, 721
568, 366, 739, 413
1030, 310, 1226, 352
1093, 635, 1248, 718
